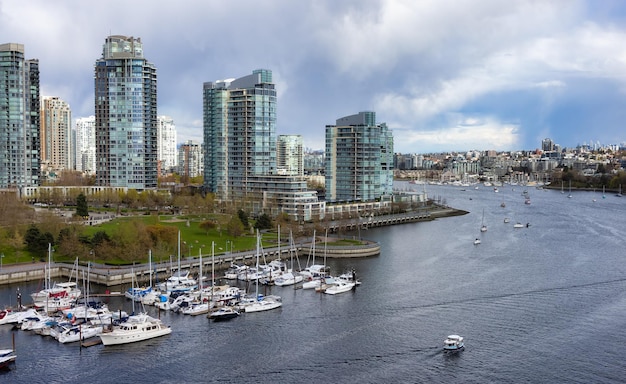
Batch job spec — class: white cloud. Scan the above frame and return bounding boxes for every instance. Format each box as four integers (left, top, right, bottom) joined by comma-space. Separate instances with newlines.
398, 115, 520, 152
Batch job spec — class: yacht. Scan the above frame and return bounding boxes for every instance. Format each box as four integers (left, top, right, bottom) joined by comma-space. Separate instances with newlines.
443, 335, 465, 352
324, 280, 356, 295
99, 313, 171, 346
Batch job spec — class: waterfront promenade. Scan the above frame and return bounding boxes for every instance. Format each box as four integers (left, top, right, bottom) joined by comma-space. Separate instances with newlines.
0, 205, 466, 287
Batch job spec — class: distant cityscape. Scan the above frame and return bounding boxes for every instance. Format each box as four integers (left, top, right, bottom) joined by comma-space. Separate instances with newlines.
2, 38, 624, 222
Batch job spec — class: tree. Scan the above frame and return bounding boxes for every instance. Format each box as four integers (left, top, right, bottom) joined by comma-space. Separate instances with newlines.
76, 193, 88, 217
24, 225, 54, 257
254, 213, 272, 230
237, 209, 249, 229
199, 220, 216, 235
226, 216, 245, 237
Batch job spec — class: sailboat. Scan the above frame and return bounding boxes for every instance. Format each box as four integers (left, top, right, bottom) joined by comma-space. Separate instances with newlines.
241, 231, 282, 313
567, 180, 573, 198
31, 245, 81, 312
480, 209, 487, 232
273, 231, 304, 287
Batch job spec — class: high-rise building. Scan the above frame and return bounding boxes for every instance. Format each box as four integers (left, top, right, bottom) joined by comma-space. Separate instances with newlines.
157, 115, 177, 175
41, 96, 72, 174
202, 69, 323, 221
0, 43, 40, 189
542, 138, 554, 152
75, 116, 96, 174
277, 135, 303, 176
203, 69, 276, 199
325, 111, 394, 202
177, 140, 203, 178
94, 35, 157, 189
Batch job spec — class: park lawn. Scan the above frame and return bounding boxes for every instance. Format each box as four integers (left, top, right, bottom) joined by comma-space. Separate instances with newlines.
80, 214, 278, 264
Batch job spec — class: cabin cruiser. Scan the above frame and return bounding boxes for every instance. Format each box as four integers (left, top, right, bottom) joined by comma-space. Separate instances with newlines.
443, 335, 465, 352
208, 306, 240, 321
99, 313, 171, 346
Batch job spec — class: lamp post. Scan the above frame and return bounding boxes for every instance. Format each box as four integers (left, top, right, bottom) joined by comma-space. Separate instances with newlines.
0, 253, 4, 271
226, 241, 230, 254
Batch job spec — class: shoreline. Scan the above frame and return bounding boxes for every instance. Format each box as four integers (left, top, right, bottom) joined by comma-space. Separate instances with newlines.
0, 205, 468, 286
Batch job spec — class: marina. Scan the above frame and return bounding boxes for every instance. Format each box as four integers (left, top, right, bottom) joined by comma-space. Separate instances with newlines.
1, 183, 626, 383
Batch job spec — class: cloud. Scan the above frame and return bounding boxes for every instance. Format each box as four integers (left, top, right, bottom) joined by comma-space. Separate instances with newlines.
396, 114, 520, 152
1, 0, 626, 154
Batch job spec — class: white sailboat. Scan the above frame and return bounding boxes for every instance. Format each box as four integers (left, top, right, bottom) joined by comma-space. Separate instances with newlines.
568, 180, 573, 198
241, 231, 282, 313
273, 231, 303, 287
480, 209, 487, 232
31, 245, 81, 311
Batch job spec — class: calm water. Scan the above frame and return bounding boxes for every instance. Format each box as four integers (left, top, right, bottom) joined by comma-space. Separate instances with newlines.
2, 183, 626, 383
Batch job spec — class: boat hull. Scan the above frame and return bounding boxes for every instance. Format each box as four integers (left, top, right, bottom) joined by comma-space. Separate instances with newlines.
99, 327, 172, 346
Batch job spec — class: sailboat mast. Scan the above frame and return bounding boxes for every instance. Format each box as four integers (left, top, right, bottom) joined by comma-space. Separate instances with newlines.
177, 231, 181, 274
255, 231, 260, 299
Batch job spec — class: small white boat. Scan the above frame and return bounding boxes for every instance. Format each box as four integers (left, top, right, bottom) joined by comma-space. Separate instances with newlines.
504, 218, 510, 224
443, 334, 465, 352
273, 272, 303, 287
473, 238, 481, 245
513, 222, 524, 228
99, 313, 171, 346
0, 348, 16, 369
324, 280, 356, 295
57, 324, 103, 344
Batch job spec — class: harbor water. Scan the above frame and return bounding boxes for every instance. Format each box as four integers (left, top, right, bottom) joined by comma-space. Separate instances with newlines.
1, 183, 626, 383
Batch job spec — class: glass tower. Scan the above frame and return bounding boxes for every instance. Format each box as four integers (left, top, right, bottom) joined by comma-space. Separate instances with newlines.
94, 35, 157, 189
325, 111, 394, 202
0, 43, 40, 189
203, 69, 277, 199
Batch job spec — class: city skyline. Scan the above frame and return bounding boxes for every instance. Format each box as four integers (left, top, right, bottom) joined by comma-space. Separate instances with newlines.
2, 1, 626, 153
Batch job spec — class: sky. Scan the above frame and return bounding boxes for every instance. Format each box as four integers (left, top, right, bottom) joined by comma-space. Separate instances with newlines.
2, 0, 626, 154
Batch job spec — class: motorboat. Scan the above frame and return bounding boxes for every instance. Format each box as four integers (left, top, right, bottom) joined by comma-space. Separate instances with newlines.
443, 335, 465, 352
208, 306, 240, 321
57, 324, 103, 344
273, 271, 303, 287
0, 348, 16, 370
504, 217, 510, 223
337, 270, 361, 286
324, 280, 356, 295
99, 313, 171, 346
0, 307, 37, 325
513, 222, 524, 228
158, 270, 197, 292
473, 238, 481, 245
224, 263, 247, 280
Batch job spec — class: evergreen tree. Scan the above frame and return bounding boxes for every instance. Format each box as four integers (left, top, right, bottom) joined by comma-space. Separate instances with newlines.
76, 193, 88, 217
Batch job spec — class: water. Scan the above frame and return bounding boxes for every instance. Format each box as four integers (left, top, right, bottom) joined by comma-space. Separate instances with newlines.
2, 184, 626, 383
